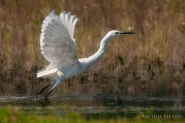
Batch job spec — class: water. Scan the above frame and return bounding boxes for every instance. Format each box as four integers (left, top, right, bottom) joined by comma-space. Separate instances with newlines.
0, 94, 185, 119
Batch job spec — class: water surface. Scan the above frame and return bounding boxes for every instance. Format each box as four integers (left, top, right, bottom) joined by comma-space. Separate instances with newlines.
0, 94, 185, 119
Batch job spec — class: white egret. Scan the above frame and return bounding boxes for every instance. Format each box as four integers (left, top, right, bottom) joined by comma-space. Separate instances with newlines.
37, 11, 135, 98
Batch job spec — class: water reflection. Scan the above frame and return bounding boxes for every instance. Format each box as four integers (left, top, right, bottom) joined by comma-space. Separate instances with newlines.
0, 95, 185, 119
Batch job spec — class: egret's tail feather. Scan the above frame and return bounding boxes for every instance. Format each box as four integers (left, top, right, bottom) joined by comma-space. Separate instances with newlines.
37, 71, 46, 78
37, 68, 58, 78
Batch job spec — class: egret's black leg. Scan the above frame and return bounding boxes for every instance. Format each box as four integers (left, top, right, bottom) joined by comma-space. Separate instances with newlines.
44, 89, 53, 99
37, 80, 55, 97
37, 84, 51, 97
44, 76, 66, 98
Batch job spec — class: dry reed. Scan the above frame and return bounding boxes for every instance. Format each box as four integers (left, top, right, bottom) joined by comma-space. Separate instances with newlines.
0, 0, 185, 96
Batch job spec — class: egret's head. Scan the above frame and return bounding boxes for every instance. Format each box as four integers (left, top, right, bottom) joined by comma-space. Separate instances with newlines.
102, 30, 135, 44
108, 30, 135, 37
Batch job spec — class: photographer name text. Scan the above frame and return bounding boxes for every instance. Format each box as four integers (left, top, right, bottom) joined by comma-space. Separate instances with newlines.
143, 114, 183, 119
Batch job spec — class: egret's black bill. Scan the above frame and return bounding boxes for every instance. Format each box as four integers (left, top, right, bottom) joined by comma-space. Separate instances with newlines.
119, 32, 135, 34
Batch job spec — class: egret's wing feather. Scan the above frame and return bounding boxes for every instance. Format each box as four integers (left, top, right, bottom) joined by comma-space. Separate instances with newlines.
40, 11, 78, 70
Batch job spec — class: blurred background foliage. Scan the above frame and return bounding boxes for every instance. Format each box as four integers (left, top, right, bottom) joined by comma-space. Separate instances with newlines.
0, 0, 185, 96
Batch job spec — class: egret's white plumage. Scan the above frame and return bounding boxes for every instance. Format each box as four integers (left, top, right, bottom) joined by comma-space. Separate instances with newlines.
37, 11, 134, 98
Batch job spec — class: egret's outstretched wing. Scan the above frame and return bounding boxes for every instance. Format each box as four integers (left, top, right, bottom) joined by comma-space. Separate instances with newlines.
40, 11, 78, 70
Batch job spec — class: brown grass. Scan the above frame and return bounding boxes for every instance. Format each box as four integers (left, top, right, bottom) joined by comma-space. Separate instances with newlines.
0, 0, 185, 96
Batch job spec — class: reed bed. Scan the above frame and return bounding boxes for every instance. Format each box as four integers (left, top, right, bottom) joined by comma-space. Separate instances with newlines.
0, 0, 185, 96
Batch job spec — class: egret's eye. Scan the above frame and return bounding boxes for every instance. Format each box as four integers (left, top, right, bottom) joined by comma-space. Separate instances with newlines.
115, 32, 119, 34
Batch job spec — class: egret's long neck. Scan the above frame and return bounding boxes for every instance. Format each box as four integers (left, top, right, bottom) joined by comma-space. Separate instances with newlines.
86, 34, 113, 68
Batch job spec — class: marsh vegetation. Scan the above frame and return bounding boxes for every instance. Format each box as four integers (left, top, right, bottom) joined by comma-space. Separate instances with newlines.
0, 0, 185, 96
